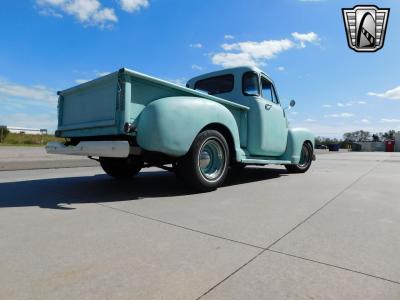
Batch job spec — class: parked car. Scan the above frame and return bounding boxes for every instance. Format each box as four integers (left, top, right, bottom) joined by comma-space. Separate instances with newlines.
315, 144, 328, 150
46, 66, 315, 191
328, 144, 340, 151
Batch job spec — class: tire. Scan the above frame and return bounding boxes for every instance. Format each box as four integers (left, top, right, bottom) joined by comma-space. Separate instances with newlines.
100, 156, 143, 179
285, 142, 313, 173
177, 130, 230, 192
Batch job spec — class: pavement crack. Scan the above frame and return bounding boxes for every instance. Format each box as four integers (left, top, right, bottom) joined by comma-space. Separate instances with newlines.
196, 159, 387, 299
268, 249, 400, 286
196, 248, 268, 299
265, 160, 384, 250
96, 202, 264, 250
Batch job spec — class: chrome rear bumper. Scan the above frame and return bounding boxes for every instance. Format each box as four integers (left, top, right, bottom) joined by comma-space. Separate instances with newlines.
45, 141, 141, 158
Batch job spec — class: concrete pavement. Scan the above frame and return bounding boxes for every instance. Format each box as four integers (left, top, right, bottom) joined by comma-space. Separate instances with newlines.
0, 146, 97, 170
0, 152, 399, 299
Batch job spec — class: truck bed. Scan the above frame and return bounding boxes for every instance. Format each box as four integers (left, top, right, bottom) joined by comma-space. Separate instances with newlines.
56, 68, 249, 138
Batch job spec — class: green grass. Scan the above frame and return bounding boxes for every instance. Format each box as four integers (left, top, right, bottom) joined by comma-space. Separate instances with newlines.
0, 133, 64, 146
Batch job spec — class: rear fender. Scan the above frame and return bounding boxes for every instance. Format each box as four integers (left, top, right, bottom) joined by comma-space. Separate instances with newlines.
278, 128, 315, 164
136, 96, 243, 158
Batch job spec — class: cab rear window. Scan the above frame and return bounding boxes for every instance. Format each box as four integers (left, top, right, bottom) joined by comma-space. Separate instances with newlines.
194, 74, 234, 95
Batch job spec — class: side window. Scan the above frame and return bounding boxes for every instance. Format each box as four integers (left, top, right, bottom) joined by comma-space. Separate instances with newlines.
242, 72, 259, 96
271, 86, 280, 104
194, 74, 234, 95
261, 77, 273, 102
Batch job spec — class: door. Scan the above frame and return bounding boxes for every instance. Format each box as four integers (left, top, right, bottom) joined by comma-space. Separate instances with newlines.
244, 72, 288, 157
259, 76, 288, 156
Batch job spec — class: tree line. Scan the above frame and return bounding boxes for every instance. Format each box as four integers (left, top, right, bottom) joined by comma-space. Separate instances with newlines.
316, 129, 397, 147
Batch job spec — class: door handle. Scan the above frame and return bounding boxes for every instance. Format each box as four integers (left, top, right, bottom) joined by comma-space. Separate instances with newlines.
265, 104, 272, 111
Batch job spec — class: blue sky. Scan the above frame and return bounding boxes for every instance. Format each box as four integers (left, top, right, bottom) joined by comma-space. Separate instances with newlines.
0, 0, 399, 137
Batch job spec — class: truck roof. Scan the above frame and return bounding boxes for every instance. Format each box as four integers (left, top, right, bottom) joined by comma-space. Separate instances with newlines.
187, 66, 274, 87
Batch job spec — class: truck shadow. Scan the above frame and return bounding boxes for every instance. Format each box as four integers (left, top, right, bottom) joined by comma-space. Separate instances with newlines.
0, 167, 287, 209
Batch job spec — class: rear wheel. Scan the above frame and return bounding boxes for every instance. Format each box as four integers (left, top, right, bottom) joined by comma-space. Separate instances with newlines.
285, 142, 313, 173
177, 130, 229, 192
100, 156, 143, 179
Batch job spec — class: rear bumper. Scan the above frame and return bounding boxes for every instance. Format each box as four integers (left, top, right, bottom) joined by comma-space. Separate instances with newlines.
45, 141, 141, 158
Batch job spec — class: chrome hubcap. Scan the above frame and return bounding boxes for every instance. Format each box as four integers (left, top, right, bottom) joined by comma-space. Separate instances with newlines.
298, 144, 311, 168
198, 138, 226, 181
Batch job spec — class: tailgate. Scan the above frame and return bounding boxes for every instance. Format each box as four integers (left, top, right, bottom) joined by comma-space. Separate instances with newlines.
58, 72, 121, 135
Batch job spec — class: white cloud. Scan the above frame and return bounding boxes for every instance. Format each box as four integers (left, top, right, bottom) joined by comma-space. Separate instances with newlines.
337, 100, 367, 107
340, 113, 354, 118
0, 80, 57, 106
36, 0, 118, 28
368, 85, 400, 100
189, 43, 203, 48
0, 79, 58, 130
292, 119, 397, 139
96, 71, 110, 77
221, 39, 294, 60
324, 113, 354, 118
277, 66, 285, 71
119, 0, 148, 13
361, 119, 370, 123
304, 118, 316, 122
75, 79, 90, 84
0, 112, 57, 131
381, 118, 400, 123
212, 52, 258, 68
211, 32, 319, 68
224, 35, 234, 40
290, 111, 299, 115
75, 71, 110, 84
322, 104, 332, 108
212, 39, 294, 68
167, 78, 187, 86
292, 32, 320, 48
191, 64, 203, 71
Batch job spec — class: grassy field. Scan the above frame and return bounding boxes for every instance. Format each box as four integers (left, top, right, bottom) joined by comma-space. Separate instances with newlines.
0, 133, 64, 146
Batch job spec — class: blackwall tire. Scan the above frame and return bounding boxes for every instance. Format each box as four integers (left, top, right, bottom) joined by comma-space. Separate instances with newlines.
100, 156, 143, 179
285, 142, 313, 173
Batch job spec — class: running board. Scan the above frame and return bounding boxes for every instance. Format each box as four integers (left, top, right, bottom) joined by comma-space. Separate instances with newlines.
240, 158, 292, 165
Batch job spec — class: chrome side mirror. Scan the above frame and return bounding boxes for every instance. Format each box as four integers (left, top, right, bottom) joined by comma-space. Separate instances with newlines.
284, 99, 296, 110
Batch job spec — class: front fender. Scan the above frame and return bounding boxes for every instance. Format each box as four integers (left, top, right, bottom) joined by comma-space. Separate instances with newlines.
136, 96, 242, 158
279, 128, 315, 164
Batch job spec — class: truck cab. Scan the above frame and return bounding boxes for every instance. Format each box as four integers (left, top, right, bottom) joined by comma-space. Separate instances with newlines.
187, 67, 289, 158
46, 66, 315, 192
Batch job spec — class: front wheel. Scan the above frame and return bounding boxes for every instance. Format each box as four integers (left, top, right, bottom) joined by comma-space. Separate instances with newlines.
285, 142, 313, 173
100, 156, 143, 179
176, 130, 229, 192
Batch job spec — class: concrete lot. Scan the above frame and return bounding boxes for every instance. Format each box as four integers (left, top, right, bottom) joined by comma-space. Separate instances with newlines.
0, 152, 399, 299
0, 146, 97, 170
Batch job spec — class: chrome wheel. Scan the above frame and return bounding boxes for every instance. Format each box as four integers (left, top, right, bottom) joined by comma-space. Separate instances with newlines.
297, 143, 312, 169
177, 129, 230, 192
198, 138, 227, 182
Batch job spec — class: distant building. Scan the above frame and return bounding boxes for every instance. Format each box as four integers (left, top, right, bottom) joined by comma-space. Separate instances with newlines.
6, 126, 48, 135
353, 141, 386, 152
395, 132, 400, 152
353, 133, 400, 152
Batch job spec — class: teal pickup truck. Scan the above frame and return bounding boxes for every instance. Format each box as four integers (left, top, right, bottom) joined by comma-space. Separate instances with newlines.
46, 66, 315, 191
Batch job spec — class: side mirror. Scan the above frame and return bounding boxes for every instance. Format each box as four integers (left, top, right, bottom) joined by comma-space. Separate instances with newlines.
284, 99, 296, 110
